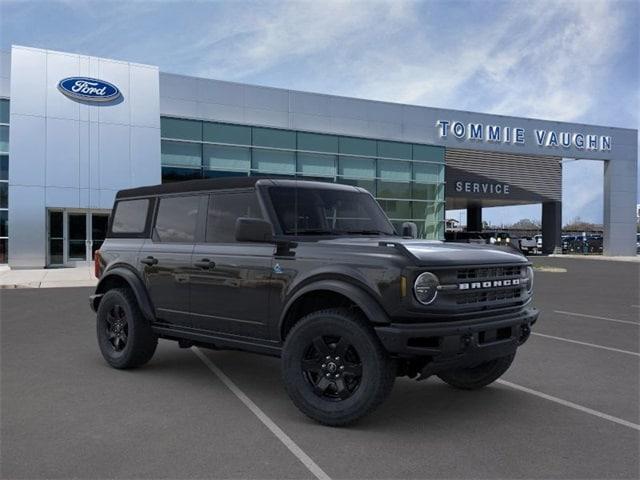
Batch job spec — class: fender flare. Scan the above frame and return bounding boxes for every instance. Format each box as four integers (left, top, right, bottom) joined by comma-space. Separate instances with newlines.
94, 267, 156, 322
278, 279, 391, 338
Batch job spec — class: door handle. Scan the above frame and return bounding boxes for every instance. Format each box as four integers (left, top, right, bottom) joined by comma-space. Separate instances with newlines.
141, 256, 158, 266
194, 259, 215, 269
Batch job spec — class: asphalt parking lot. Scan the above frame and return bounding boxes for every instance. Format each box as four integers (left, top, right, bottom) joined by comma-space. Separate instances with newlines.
1, 257, 639, 479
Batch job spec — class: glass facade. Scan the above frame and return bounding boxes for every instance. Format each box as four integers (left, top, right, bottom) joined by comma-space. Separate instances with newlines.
160, 117, 445, 238
0, 99, 8, 263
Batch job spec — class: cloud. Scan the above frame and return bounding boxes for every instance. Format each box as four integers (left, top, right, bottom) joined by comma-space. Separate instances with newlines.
1, 0, 636, 223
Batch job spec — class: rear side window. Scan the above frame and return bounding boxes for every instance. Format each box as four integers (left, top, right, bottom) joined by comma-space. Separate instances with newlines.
206, 191, 262, 243
111, 199, 150, 234
154, 195, 200, 243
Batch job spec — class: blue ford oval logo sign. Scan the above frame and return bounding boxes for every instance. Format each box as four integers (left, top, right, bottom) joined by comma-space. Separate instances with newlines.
57, 77, 121, 102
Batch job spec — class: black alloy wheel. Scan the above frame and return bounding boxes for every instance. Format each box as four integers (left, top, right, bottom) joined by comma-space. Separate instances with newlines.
96, 288, 158, 369
105, 304, 129, 352
281, 308, 396, 426
301, 335, 363, 401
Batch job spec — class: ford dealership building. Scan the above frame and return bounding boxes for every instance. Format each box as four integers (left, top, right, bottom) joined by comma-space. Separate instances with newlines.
0, 45, 637, 268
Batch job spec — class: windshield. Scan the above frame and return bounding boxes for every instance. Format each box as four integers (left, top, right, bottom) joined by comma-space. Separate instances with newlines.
267, 186, 396, 236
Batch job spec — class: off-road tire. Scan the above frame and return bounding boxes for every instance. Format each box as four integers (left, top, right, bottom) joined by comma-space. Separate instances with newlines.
281, 308, 396, 426
97, 288, 157, 369
437, 353, 515, 390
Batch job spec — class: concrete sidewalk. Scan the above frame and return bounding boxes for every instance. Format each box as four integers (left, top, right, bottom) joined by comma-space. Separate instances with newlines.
0, 266, 97, 289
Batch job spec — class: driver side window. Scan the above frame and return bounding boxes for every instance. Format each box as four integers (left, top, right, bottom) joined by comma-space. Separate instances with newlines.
206, 191, 263, 243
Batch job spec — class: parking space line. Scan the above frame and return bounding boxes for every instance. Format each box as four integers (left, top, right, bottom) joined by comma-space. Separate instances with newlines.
554, 310, 640, 326
192, 347, 331, 480
532, 332, 640, 357
497, 380, 640, 431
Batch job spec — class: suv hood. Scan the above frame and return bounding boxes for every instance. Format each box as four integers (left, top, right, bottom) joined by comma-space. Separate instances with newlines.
318, 237, 527, 266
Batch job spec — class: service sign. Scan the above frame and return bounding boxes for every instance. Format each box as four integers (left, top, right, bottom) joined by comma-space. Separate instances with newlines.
58, 77, 121, 102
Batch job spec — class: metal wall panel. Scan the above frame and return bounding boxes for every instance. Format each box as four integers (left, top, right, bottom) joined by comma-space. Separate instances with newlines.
8, 46, 161, 267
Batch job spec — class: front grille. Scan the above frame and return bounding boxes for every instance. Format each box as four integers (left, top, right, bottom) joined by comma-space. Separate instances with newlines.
457, 266, 523, 280
455, 287, 522, 305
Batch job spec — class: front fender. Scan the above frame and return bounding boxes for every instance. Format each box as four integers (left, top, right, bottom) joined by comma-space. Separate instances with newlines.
92, 267, 156, 322
279, 278, 391, 335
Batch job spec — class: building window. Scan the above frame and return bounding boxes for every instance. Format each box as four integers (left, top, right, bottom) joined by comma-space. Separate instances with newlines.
252, 127, 296, 149
0, 99, 8, 124
162, 166, 202, 183
203, 144, 250, 172
203, 122, 251, 145
297, 153, 336, 178
0, 99, 9, 264
378, 140, 411, 160
160, 116, 446, 239
0, 155, 7, 181
252, 149, 295, 175
161, 140, 202, 168
297, 132, 339, 154
161, 117, 202, 141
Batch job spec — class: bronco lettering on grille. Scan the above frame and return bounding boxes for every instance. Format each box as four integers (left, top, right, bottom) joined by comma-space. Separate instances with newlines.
459, 279, 520, 290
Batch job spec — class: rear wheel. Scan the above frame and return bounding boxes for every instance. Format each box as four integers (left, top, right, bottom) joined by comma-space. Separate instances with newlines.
282, 308, 395, 426
96, 288, 157, 369
437, 353, 515, 390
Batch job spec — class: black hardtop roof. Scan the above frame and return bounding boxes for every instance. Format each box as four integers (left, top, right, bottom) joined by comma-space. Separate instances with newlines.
115, 176, 361, 199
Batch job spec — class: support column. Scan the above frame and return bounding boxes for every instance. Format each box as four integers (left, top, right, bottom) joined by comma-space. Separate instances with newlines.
542, 201, 562, 254
603, 154, 637, 256
467, 204, 482, 232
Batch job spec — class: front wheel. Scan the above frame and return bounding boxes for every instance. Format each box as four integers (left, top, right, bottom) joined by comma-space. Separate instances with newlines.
281, 308, 395, 426
437, 353, 515, 390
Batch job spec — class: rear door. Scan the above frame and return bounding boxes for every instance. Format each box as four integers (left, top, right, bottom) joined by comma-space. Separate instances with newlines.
139, 194, 202, 325
190, 190, 274, 339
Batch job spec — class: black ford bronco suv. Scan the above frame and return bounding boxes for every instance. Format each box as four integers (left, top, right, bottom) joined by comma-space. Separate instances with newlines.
90, 177, 538, 426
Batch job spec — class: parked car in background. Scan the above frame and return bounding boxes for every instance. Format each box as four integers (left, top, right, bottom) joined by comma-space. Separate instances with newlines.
517, 236, 539, 255
445, 230, 515, 249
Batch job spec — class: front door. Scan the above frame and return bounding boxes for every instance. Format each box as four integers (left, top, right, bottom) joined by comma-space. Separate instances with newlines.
190, 191, 273, 339
67, 213, 87, 262
47, 210, 111, 267
139, 194, 201, 325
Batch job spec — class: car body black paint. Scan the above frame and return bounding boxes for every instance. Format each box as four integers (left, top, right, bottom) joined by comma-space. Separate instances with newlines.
93, 177, 538, 368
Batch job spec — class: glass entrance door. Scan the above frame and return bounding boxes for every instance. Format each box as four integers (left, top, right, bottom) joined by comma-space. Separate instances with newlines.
47, 209, 111, 267
68, 213, 87, 261
48, 211, 64, 266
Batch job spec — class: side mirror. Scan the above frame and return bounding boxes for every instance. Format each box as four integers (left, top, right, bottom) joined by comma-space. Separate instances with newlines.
235, 217, 274, 243
401, 221, 418, 239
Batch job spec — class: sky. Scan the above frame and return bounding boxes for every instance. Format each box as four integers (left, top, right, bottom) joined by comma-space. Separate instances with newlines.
1, 0, 638, 226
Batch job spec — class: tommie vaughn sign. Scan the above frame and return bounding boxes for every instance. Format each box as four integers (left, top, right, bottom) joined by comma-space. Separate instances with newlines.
58, 77, 121, 102
436, 120, 612, 152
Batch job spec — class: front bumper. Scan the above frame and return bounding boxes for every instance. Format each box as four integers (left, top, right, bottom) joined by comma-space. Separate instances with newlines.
375, 307, 538, 373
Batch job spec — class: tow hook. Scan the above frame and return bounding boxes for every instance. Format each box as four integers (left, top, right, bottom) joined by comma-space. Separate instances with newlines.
519, 325, 531, 344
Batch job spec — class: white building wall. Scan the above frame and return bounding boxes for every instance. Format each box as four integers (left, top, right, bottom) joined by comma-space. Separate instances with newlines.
8, 46, 161, 267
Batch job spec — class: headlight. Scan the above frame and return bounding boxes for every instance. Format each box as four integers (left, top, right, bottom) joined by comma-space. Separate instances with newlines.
414, 272, 439, 305
489, 237, 496, 244
525, 266, 534, 293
